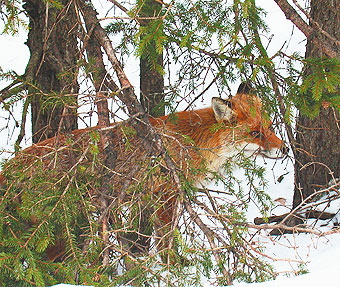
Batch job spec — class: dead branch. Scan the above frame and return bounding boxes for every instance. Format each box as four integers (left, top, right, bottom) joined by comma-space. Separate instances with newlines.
184, 201, 232, 285
291, 0, 340, 48
247, 222, 340, 237
273, 0, 339, 58
254, 180, 340, 236
254, 210, 335, 225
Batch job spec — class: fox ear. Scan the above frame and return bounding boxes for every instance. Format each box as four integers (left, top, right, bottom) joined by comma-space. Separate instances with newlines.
212, 97, 234, 122
237, 82, 252, 94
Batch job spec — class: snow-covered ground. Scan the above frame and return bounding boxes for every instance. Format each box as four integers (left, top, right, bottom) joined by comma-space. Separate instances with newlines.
235, 237, 340, 286
48, 160, 340, 287
232, 157, 340, 287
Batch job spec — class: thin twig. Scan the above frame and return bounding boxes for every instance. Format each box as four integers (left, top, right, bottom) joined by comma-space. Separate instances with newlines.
273, 0, 339, 58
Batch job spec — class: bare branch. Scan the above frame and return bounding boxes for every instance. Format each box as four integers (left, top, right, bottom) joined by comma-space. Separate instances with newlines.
247, 222, 340, 236
14, 97, 29, 149
273, 0, 339, 58
291, 0, 340, 48
184, 201, 232, 285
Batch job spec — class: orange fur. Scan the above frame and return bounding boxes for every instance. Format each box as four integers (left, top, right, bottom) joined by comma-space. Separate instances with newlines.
0, 92, 285, 260
149, 93, 285, 230
151, 93, 284, 174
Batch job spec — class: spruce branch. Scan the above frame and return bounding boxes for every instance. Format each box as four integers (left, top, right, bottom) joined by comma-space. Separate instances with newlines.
184, 201, 232, 285
21, 144, 91, 250
78, 0, 184, 194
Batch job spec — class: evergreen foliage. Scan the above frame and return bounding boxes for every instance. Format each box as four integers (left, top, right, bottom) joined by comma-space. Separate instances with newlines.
0, 0, 27, 34
1, 0, 340, 286
298, 57, 340, 116
0, 125, 275, 286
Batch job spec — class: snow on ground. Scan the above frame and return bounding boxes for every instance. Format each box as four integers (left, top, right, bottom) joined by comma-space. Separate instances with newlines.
234, 234, 340, 287
232, 158, 340, 287
51, 232, 340, 287
49, 159, 340, 287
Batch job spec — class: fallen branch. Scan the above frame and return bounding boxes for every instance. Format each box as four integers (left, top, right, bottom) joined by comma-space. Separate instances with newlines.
254, 210, 336, 225
247, 222, 340, 237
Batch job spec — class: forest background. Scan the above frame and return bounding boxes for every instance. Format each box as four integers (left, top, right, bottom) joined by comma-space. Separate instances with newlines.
0, 0, 340, 286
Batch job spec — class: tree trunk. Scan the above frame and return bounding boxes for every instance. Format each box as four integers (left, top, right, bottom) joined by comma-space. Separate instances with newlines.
81, 1, 111, 127
140, 0, 164, 117
293, 0, 340, 208
23, 0, 79, 143
140, 53, 164, 116
118, 0, 165, 257
138, 0, 164, 254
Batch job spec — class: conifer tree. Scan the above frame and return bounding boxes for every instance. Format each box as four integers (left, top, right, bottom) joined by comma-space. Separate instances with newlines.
24, 0, 79, 143
293, 0, 340, 209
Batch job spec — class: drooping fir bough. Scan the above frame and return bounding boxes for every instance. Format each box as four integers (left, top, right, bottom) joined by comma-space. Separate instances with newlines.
0, 83, 286, 285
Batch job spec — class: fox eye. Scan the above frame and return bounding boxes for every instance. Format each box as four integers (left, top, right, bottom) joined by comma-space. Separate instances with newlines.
249, 131, 262, 138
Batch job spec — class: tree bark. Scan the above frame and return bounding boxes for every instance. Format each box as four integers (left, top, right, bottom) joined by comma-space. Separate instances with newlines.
273, 0, 339, 58
293, 0, 340, 208
139, 0, 164, 117
116, 0, 165, 257
24, 0, 79, 143
81, 2, 111, 127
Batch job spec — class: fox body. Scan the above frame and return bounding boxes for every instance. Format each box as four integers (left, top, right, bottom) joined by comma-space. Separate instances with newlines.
0, 91, 285, 261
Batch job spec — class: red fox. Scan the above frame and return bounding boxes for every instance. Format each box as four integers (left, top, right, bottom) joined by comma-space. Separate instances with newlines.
0, 87, 286, 262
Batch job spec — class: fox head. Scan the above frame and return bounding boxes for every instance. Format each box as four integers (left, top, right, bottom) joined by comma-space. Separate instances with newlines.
211, 93, 287, 160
